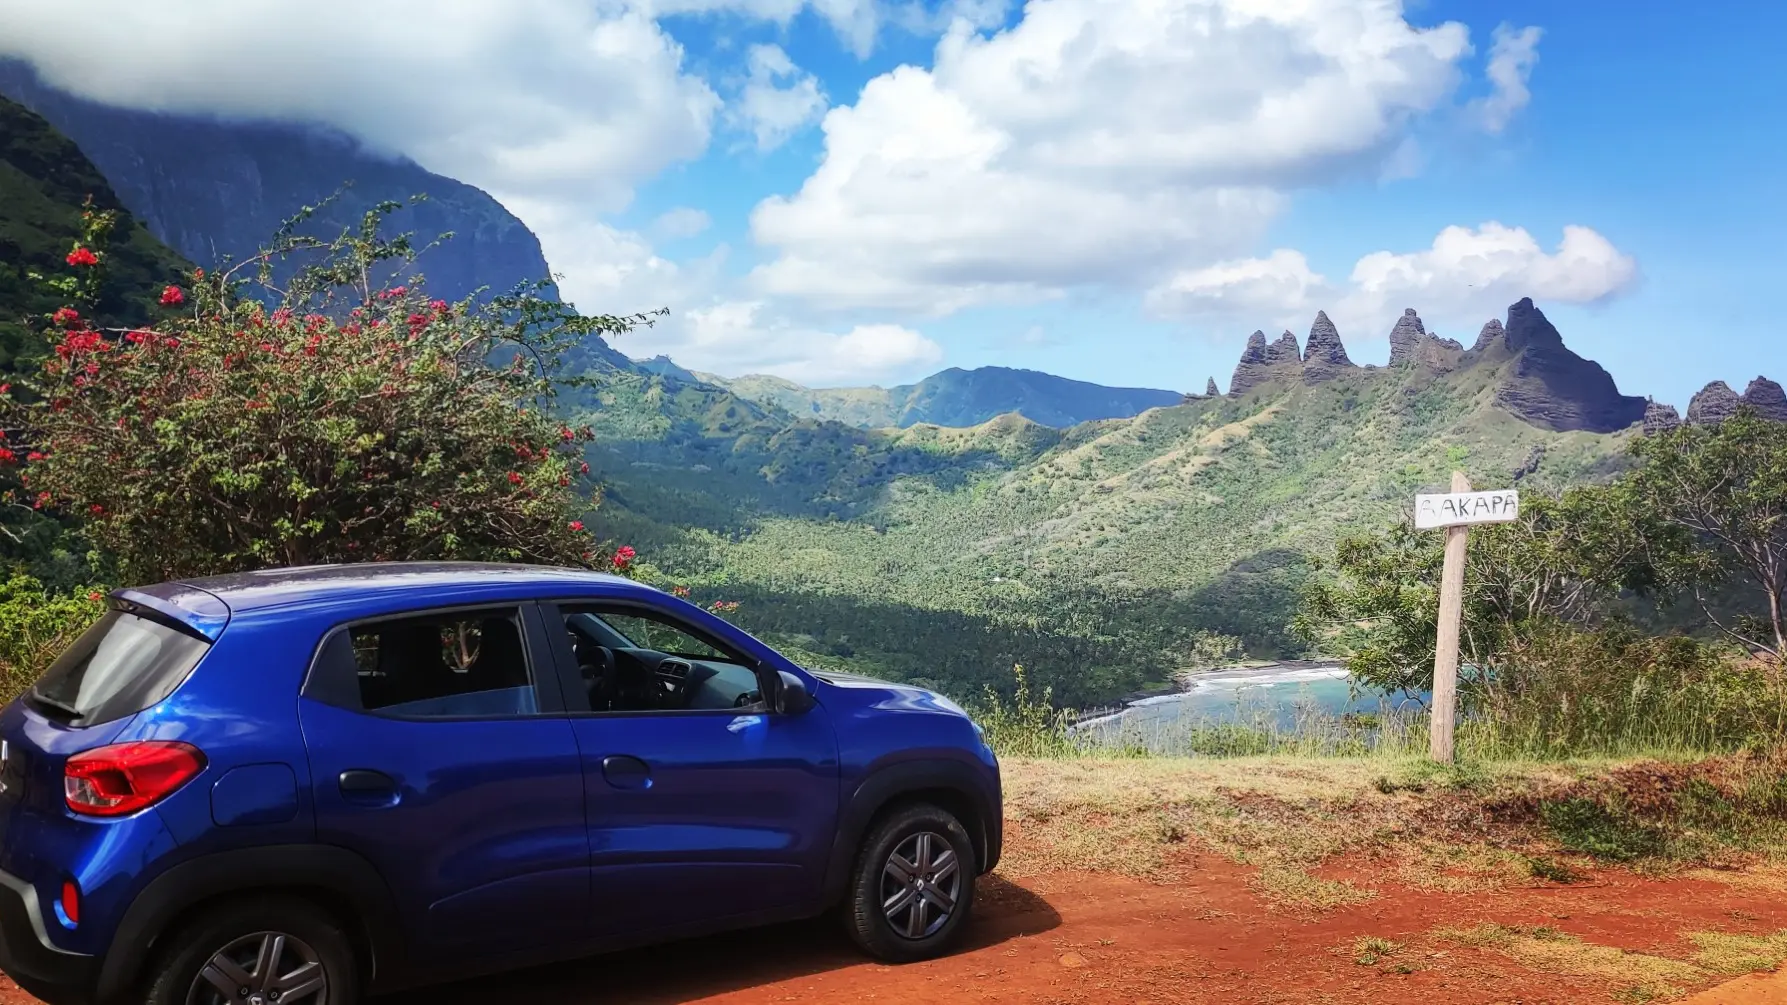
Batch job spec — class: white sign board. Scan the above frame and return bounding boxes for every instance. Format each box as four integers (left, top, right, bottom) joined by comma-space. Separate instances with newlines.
1414, 488, 1520, 530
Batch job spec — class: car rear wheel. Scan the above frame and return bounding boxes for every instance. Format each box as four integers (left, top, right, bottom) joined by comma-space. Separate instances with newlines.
144, 897, 359, 1005
844, 802, 977, 962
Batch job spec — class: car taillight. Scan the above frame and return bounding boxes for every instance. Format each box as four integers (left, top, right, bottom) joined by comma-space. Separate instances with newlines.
59, 880, 79, 926
64, 741, 206, 817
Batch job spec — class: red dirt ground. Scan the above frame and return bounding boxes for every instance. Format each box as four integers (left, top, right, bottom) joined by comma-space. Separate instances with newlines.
10, 853, 1785, 1005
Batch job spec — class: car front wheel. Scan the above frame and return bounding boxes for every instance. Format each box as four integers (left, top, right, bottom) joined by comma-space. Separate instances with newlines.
844, 802, 977, 962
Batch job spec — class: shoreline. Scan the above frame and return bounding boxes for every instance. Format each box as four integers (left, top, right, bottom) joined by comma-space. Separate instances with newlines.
1072, 659, 1349, 726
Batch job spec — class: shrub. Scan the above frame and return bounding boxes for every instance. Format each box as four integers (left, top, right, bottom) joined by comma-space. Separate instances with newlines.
1, 199, 658, 583
0, 572, 104, 704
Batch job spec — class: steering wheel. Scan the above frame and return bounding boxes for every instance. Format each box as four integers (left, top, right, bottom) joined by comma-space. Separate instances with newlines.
733, 689, 764, 709
579, 644, 619, 711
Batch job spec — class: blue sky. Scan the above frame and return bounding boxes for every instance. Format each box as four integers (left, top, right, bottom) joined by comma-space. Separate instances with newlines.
3, 1, 1781, 407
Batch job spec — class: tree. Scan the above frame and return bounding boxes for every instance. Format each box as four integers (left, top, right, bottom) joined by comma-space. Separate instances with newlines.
1627, 409, 1787, 657
1293, 487, 1679, 697
0, 198, 660, 584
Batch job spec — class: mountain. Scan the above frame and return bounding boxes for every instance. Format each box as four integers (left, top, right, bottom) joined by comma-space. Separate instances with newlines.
695, 365, 1184, 429
574, 298, 1692, 709
0, 94, 189, 371
0, 61, 551, 304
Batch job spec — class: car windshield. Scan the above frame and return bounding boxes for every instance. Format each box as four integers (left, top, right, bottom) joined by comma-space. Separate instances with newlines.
29, 610, 211, 725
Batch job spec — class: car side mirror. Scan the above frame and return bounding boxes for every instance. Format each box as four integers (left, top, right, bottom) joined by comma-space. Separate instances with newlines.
774, 670, 816, 715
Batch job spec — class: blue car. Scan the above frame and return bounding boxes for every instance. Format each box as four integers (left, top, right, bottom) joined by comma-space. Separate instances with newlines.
0, 563, 1002, 1005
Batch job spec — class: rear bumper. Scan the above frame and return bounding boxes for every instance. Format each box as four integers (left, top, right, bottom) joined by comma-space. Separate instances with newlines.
0, 868, 96, 1005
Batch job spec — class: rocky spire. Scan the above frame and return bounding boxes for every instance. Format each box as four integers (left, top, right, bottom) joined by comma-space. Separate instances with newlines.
1228, 330, 1271, 395
1265, 330, 1300, 364
1492, 298, 1647, 433
1741, 377, 1787, 421
1302, 310, 1357, 384
1388, 308, 1426, 365
1471, 318, 1505, 352
1686, 380, 1742, 425
1206, 377, 1220, 397
1641, 398, 1682, 436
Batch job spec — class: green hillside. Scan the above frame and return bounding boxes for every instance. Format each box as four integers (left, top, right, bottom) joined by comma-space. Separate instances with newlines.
575, 333, 1636, 708
691, 365, 1185, 430
0, 95, 189, 373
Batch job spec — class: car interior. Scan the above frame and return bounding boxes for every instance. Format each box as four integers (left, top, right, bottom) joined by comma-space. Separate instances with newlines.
352, 613, 539, 717
559, 609, 767, 713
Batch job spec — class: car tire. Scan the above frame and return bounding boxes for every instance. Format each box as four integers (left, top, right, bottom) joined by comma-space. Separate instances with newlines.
844, 802, 977, 962
143, 897, 359, 1005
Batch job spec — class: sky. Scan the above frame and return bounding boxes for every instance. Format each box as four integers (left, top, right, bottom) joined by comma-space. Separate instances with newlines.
1, 0, 1781, 407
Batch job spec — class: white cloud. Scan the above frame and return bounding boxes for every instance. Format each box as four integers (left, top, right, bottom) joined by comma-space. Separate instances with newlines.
1341, 222, 1635, 322
1145, 249, 1327, 321
1473, 24, 1542, 134
1145, 222, 1638, 341
0, 2, 719, 214
633, 301, 945, 384
731, 44, 828, 152
650, 207, 713, 241
749, 0, 1475, 315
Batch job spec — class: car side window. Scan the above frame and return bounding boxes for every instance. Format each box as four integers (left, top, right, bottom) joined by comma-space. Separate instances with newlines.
344, 608, 542, 718
557, 606, 766, 715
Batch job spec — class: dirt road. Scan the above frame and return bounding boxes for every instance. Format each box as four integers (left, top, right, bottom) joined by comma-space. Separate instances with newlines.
5, 855, 1784, 1004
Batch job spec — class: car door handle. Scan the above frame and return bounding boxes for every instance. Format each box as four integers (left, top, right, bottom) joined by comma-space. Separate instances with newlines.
338, 769, 399, 805
600, 755, 652, 791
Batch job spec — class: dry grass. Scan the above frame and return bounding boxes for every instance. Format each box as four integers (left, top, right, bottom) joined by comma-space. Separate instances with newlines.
1252, 865, 1375, 910
1428, 922, 1787, 1002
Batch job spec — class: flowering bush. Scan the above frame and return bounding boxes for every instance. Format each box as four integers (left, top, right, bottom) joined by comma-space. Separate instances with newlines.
0, 573, 105, 704
1, 199, 659, 583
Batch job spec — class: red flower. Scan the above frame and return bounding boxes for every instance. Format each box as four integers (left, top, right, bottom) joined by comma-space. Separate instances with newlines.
87, 592, 102, 602
51, 307, 80, 326
159, 285, 185, 306
671, 585, 691, 598
569, 521, 584, 531
0, 449, 15, 465
611, 545, 636, 570
66, 247, 98, 267
26, 452, 45, 463
89, 504, 104, 515
0, 384, 10, 396
507, 471, 523, 485
429, 299, 450, 315
578, 461, 590, 474
560, 427, 574, 442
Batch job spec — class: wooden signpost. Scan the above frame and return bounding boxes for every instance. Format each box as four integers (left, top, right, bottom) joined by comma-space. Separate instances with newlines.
1415, 473, 1520, 762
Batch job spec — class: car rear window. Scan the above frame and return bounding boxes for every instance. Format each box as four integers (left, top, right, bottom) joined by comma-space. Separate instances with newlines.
27, 611, 211, 725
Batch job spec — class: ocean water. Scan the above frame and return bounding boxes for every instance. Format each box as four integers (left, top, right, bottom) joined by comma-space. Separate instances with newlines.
1074, 664, 1425, 738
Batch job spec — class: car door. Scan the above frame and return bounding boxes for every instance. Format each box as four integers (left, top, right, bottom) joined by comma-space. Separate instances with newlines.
299, 602, 590, 965
539, 600, 840, 941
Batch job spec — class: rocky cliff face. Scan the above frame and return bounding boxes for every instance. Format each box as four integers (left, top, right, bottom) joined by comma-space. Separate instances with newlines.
1741, 377, 1787, 421
0, 61, 552, 304
1686, 381, 1742, 425
1642, 399, 1682, 436
1471, 318, 1505, 352
1491, 298, 1648, 433
1300, 311, 1357, 384
1388, 308, 1427, 364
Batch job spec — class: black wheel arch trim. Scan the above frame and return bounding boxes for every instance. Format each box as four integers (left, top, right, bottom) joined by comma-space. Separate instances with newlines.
94, 844, 405, 1003
822, 757, 1003, 907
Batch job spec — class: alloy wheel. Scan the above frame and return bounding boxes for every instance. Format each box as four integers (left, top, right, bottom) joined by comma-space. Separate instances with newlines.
186, 931, 328, 1005
881, 830, 962, 940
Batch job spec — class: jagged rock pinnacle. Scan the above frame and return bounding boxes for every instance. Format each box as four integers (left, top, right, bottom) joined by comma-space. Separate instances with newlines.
1302, 310, 1357, 384
1206, 377, 1219, 397
1687, 380, 1741, 425
1388, 308, 1426, 365
1229, 330, 1298, 396
1740, 377, 1787, 421
1492, 298, 1646, 433
1471, 318, 1505, 352
1641, 398, 1681, 436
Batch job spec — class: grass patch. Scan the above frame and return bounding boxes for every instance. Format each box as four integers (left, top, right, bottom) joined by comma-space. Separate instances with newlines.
1253, 865, 1375, 910
1539, 797, 1666, 862
1687, 929, 1787, 975
1350, 936, 1401, 966
1525, 856, 1584, 883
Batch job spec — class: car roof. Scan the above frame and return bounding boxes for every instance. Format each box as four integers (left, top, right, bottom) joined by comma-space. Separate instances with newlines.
118, 562, 655, 638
